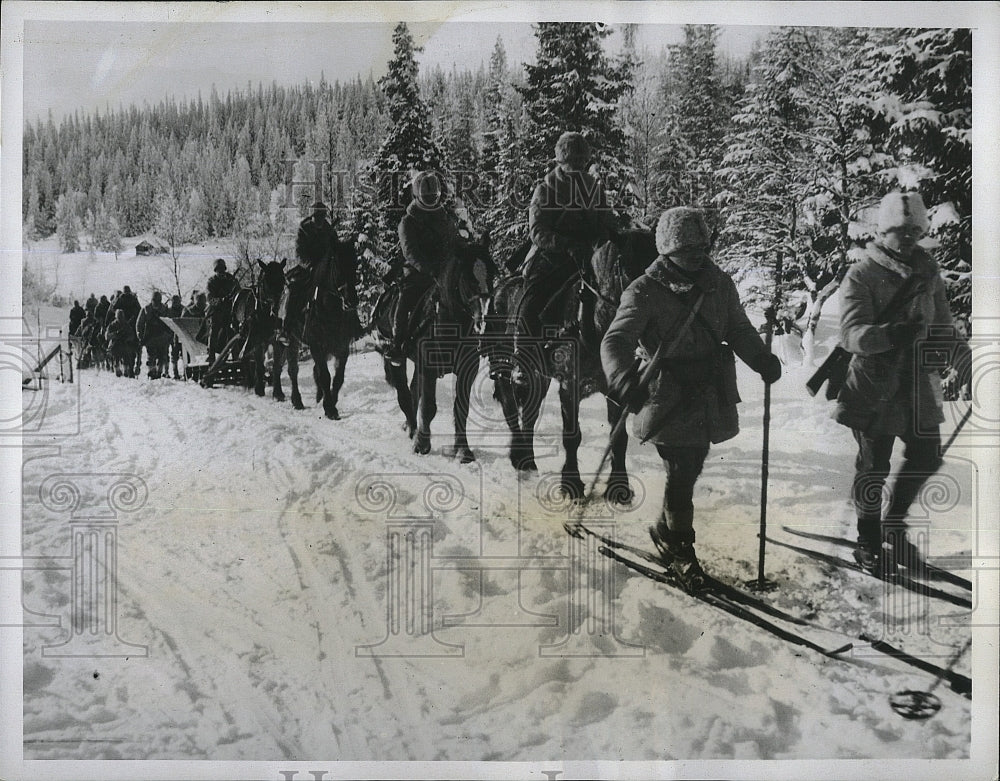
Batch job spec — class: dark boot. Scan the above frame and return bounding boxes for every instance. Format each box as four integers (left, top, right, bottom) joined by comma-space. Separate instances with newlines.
852, 522, 904, 580
852, 535, 885, 576
649, 519, 705, 593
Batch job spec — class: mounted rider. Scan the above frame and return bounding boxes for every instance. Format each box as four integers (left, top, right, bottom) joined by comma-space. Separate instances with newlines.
276, 200, 343, 345
508, 131, 614, 384
206, 258, 240, 362
385, 171, 461, 367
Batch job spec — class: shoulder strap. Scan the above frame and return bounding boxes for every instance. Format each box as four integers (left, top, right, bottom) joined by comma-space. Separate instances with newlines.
872, 271, 926, 325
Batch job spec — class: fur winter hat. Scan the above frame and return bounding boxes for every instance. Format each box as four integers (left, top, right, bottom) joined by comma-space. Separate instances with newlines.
656, 207, 712, 256
213, 258, 227, 272
877, 192, 928, 234
411, 171, 442, 204
555, 132, 591, 165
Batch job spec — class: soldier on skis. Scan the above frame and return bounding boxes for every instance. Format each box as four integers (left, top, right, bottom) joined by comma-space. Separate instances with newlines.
601, 207, 782, 591
834, 192, 971, 577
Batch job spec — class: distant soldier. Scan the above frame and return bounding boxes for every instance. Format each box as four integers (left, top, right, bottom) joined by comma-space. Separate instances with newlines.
206, 259, 240, 362
105, 309, 139, 378
94, 294, 111, 328
111, 286, 140, 324
184, 292, 207, 319
166, 294, 185, 379
136, 291, 173, 379
110, 287, 141, 375
85, 293, 98, 312
68, 300, 86, 336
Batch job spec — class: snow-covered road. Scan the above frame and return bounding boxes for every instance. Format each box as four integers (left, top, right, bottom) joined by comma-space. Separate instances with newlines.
18, 338, 977, 763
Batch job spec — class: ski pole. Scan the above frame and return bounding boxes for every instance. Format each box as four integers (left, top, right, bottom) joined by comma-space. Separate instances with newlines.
751, 304, 777, 591
889, 639, 970, 719
941, 403, 973, 458
581, 290, 706, 507
751, 248, 784, 592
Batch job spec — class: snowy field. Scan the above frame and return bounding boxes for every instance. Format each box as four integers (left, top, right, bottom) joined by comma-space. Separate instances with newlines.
23, 236, 240, 306
11, 276, 988, 776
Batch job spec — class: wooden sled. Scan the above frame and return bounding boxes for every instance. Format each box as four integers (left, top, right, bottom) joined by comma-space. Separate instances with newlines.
161, 317, 214, 382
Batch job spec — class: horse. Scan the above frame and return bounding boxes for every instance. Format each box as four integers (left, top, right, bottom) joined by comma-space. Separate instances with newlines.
486, 228, 655, 501
273, 242, 362, 420
372, 235, 496, 463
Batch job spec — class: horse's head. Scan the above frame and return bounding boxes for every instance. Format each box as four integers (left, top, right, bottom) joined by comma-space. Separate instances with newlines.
449, 234, 496, 334
257, 259, 287, 314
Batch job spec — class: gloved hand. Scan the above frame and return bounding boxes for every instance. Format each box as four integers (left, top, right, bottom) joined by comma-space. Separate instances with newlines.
952, 351, 973, 398
609, 367, 649, 413
888, 316, 923, 348
753, 352, 782, 384
566, 237, 594, 262
383, 264, 404, 283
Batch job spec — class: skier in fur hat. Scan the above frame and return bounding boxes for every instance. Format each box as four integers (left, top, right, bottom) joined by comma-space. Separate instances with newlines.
601, 206, 781, 591
835, 191, 971, 577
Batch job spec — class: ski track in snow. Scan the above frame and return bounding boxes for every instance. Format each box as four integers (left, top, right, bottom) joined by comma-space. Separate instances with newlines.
20, 335, 973, 761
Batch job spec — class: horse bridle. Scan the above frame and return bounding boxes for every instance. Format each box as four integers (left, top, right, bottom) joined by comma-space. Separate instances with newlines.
312, 252, 358, 311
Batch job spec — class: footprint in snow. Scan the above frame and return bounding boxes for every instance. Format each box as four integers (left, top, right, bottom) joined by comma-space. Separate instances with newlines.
570, 690, 617, 726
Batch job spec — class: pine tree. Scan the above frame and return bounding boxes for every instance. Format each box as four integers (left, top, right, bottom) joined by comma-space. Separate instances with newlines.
370, 22, 445, 257
90, 202, 124, 258
479, 37, 531, 259
518, 23, 633, 193
55, 191, 84, 252
718, 27, 896, 364
657, 25, 731, 210
481, 37, 509, 183
718, 30, 815, 294
617, 25, 665, 225
187, 188, 209, 242
863, 28, 971, 319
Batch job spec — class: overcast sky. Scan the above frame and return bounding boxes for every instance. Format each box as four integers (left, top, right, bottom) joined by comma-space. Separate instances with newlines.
22, 20, 768, 123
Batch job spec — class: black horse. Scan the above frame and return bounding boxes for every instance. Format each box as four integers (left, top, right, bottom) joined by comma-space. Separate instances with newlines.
487, 229, 655, 500
373, 236, 495, 463
273, 242, 362, 419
